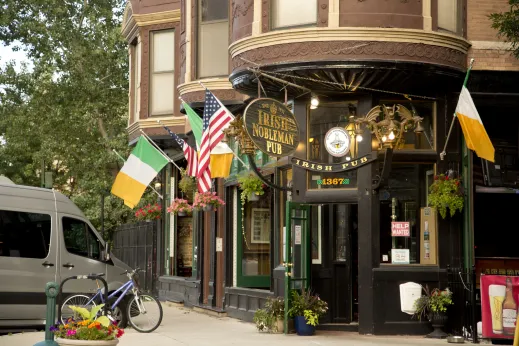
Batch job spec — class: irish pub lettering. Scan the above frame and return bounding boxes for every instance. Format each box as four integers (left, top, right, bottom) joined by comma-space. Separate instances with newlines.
291, 155, 372, 173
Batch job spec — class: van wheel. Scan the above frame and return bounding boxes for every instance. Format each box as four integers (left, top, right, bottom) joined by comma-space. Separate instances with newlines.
108, 295, 129, 329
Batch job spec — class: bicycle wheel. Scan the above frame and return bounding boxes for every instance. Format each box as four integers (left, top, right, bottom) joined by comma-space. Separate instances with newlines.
108, 295, 129, 329
61, 294, 95, 324
126, 294, 163, 333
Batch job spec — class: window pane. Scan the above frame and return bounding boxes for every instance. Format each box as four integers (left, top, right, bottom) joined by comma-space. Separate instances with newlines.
150, 72, 174, 114
86, 226, 101, 260
271, 0, 317, 29
311, 205, 321, 263
378, 101, 435, 150
201, 0, 228, 22
134, 41, 141, 119
241, 189, 271, 277
63, 217, 88, 258
438, 0, 459, 33
198, 21, 229, 78
307, 102, 359, 189
153, 31, 174, 72
379, 164, 434, 265
0, 210, 51, 259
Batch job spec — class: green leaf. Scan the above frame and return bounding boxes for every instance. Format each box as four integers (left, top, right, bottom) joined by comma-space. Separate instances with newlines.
69, 306, 90, 320
95, 316, 111, 327
90, 304, 105, 320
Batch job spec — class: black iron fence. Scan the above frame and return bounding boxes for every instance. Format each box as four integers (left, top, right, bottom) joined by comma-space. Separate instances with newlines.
112, 221, 157, 294
446, 266, 478, 343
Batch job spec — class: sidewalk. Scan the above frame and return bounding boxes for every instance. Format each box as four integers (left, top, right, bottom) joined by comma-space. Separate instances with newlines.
0, 304, 454, 346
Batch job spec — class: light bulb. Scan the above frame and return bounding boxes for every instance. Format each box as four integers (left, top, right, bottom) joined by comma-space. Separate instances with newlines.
382, 135, 387, 142
346, 156, 351, 161
388, 131, 395, 140
310, 95, 319, 107
356, 134, 363, 142
310, 104, 317, 110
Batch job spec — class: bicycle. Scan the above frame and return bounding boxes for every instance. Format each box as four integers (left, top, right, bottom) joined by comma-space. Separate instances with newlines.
60, 267, 163, 333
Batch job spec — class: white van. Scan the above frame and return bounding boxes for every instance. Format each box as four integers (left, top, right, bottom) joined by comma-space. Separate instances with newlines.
0, 180, 131, 327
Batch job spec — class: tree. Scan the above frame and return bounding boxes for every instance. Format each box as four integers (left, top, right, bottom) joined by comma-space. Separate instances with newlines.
490, 0, 519, 59
0, 0, 151, 238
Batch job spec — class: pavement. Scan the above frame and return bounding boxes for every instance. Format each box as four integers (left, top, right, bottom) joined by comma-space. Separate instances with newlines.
0, 303, 460, 346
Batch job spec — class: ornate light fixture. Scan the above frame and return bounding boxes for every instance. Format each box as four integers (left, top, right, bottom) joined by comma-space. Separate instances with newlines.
353, 104, 424, 149
222, 117, 256, 155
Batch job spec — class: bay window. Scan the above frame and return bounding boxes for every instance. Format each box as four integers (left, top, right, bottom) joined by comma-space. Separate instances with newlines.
150, 30, 175, 116
437, 0, 462, 35
271, 0, 317, 29
198, 0, 229, 78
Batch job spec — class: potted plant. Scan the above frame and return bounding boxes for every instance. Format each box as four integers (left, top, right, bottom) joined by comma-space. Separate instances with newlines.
51, 304, 124, 345
428, 174, 464, 219
192, 191, 225, 212
178, 168, 196, 200
288, 288, 328, 336
413, 286, 453, 339
167, 198, 193, 216
237, 171, 265, 204
134, 203, 162, 221
252, 297, 285, 333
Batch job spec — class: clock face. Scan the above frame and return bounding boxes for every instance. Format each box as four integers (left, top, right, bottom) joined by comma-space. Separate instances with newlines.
324, 127, 351, 157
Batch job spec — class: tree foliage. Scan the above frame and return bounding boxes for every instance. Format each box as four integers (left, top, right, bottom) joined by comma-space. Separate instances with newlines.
490, 0, 519, 59
0, 0, 151, 239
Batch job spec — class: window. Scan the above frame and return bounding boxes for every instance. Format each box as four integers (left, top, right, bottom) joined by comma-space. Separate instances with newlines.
378, 101, 436, 150
237, 185, 272, 288
379, 164, 434, 265
198, 0, 229, 78
311, 205, 321, 264
437, 0, 462, 34
271, 0, 317, 29
0, 210, 51, 259
150, 30, 175, 116
63, 217, 101, 260
307, 101, 360, 189
133, 37, 141, 120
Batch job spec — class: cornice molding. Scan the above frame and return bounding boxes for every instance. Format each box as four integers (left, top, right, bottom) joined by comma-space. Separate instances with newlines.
229, 27, 472, 58
122, 9, 181, 38
127, 116, 186, 135
178, 78, 234, 96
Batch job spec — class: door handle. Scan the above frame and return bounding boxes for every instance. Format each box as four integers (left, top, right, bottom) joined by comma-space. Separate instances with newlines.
42, 261, 54, 268
63, 263, 75, 269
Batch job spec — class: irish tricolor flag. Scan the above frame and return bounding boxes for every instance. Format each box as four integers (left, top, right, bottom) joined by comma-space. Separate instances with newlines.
455, 86, 495, 162
111, 136, 169, 208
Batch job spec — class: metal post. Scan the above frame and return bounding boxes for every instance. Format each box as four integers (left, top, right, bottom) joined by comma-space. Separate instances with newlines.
33, 282, 59, 346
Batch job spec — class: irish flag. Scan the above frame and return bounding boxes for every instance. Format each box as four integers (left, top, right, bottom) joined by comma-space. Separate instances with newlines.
456, 86, 495, 162
111, 136, 169, 208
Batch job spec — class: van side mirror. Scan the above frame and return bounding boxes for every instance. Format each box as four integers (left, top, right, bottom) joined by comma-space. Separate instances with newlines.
104, 243, 112, 261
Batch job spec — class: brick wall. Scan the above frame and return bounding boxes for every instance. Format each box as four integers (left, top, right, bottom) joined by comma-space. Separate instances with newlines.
467, 0, 519, 71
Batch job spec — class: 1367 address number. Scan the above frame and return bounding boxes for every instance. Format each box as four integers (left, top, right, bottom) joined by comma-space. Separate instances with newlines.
316, 178, 350, 185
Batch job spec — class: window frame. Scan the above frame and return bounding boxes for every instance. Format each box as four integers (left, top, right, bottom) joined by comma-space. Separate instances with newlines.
149, 29, 175, 117
62, 216, 103, 262
436, 0, 463, 36
197, 0, 229, 79
270, 0, 318, 31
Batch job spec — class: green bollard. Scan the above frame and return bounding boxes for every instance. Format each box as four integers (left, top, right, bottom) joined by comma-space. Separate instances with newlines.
34, 282, 59, 346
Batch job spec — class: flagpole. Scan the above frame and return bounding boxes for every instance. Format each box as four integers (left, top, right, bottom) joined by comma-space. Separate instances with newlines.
139, 130, 182, 171
112, 149, 163, 199
195, 82, 250, 169
440, 58, 475, 161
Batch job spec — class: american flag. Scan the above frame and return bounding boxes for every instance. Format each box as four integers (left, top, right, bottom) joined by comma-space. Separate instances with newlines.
161, 125, 198, 177
197, 89, 234, 192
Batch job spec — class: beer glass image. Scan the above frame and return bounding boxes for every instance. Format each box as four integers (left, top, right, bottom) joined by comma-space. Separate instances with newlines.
489, 284, 506, 334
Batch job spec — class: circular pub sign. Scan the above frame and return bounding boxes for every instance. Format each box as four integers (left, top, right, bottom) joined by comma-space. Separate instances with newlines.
324, 127, 351, 157
243, 98, 300, 157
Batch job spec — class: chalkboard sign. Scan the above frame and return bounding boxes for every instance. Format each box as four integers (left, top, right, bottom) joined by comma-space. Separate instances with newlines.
243, 98, 300, 158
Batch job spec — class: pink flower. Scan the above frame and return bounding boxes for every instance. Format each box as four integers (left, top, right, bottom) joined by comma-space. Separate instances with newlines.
66, 329, 77, 336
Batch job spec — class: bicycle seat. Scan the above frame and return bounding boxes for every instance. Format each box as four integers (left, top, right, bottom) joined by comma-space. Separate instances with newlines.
89, 273, 105, 277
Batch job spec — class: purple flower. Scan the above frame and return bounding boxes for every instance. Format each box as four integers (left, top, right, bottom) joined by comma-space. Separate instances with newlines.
49, 326, 59, 332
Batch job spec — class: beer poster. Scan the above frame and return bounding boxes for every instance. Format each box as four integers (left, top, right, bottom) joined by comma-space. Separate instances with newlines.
481, 275, 519, 339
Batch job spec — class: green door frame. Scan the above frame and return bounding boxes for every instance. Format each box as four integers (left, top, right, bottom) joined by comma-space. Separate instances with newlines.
284, 201, 311, 334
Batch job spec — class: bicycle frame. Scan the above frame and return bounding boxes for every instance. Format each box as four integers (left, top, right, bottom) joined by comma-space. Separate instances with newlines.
86, 279, 134, 311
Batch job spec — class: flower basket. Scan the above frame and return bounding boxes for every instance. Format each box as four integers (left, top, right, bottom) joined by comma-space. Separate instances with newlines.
288, 288, 328, 336
178, 168, 196, 200
428, 174, 464, 219
237, 171, 266, 205
192, 191, 225, 211
413, 286, 453, 339
167, 198, 193, 216
135, 203, 162, 221
52, 304, 124, 345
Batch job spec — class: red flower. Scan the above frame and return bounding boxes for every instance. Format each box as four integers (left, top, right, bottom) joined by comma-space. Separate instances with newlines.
96, 324, 101, 330
445, 176, 449, 180
434, 176, 438, 180
116, 329, 124, 338
455, 181, 459, 186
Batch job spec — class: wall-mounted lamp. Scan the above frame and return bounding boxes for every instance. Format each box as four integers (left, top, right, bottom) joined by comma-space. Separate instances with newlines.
310, 94, 319, 109
154, 182, 162, 190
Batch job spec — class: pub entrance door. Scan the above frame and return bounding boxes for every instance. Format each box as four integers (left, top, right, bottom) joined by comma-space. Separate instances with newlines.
311, 204, 359, 325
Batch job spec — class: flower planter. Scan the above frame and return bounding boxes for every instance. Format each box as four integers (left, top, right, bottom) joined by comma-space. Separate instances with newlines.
426, 312, 448, 339
248, 192, 260, 202
203, 205, 214, 212
294, 316, 315, 336
56, 338, 119, 346
274, 318, 284, 333
177, 211, 187, 217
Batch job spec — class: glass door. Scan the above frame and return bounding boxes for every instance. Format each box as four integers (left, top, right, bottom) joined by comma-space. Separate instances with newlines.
284, 201, 310, 334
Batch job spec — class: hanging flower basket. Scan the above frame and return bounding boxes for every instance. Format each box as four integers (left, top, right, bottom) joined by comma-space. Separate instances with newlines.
178, 168, 197, 200
167, 198, 193, 216
135, 203, 162, 221
237, 170, 266, 205
428, 174, 464, 219
193, 191, 225, 211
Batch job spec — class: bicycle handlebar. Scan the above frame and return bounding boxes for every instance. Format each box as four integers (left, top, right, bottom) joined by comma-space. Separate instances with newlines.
120, 267, 143, 276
